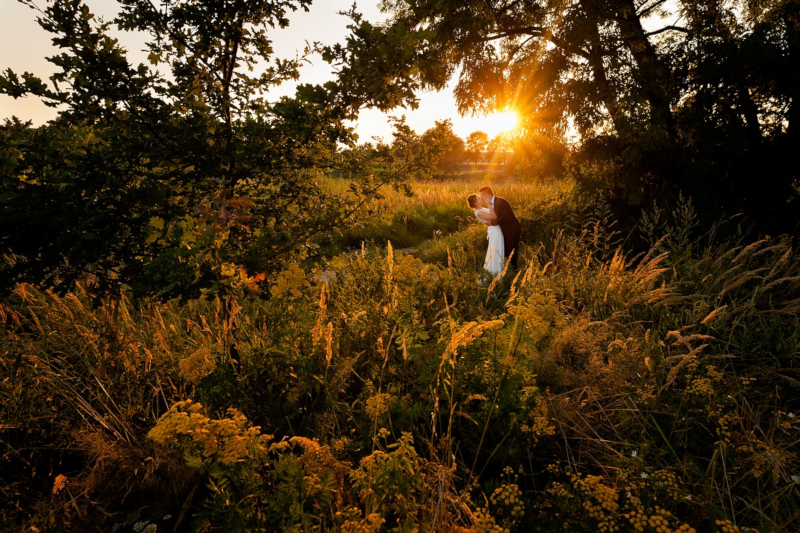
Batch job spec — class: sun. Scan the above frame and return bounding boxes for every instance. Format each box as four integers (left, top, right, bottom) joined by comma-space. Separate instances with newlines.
459, 110, 519, 138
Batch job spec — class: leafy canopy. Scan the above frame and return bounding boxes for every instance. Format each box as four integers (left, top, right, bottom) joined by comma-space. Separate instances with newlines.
330, 0, 800, 228
0, 0, 417, 297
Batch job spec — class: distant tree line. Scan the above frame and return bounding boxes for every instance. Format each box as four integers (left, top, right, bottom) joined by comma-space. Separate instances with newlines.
364, 120, 560, 178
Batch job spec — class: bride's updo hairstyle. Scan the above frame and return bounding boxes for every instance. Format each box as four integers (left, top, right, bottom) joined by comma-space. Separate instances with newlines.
467, 194, 479, 208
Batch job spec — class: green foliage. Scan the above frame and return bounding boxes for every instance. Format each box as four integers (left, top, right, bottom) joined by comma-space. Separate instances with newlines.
4, 189, 800, 531
342, 117, 465, 185
0, 0, 410, 298
322, 6, 449, 111
422, 120, 467, 178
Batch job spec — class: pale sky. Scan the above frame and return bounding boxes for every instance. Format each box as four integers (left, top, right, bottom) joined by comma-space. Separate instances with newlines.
0, 0, 502, 142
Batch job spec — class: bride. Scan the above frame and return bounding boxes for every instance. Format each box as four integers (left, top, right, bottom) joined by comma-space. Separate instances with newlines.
467, 194, 505, 275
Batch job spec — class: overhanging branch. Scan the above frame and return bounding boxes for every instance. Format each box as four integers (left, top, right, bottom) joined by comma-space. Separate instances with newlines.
480, 26, 590, 60
637, 0, 669, 18
481, 26, 544, 41
645, 25, 689, 37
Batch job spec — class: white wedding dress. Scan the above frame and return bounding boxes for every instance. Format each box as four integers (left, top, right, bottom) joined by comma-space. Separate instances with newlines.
474, 208, 505, 275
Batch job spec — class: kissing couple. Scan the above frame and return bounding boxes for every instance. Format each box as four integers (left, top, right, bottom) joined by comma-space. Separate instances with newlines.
467, 186, 522, 275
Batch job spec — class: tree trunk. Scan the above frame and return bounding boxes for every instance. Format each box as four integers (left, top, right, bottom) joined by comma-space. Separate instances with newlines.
612, 0, 678, 142
738, 87, 763, 147
581, 0, 629, 137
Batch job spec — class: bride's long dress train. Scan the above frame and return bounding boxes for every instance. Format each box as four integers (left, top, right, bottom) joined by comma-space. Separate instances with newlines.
484, 225, 505, 275
474, 208, 505, 275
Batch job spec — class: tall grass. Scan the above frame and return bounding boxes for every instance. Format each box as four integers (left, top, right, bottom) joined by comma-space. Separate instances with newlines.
2, 192, 799, 533
315, 176, 574, 253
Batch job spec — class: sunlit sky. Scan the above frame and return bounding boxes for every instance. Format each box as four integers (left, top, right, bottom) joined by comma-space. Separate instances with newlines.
0, 0, 517, 142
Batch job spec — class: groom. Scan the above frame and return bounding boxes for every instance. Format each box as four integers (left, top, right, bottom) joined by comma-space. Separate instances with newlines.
480, 186, 522, 269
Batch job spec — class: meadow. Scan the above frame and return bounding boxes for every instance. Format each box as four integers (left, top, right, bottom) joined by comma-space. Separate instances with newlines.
2, 178, 800, 533
315, 176, 574, 263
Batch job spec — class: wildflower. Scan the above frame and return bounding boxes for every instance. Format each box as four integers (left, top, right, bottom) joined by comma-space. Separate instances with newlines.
365, 392, 395, 419
626, 492, 632, 498
640, 472, 648, 479
791, 475, 799, 484
52, 474, 67, 495
178, 347, 216, 385
685, 495, 693, 501
148, 400, 272, 466
631, 450, 638, 458
788, 412, 796, 419
715, 518, 741, 533
490, 483, 525, 518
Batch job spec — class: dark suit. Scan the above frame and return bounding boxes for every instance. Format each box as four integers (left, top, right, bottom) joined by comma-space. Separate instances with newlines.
489, 196, 522, 268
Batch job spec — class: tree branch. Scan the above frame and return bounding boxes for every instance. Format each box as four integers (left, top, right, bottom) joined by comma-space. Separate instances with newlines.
142, 0, 225, 84
505, 35, 537, 62
481, 26, 544, 41
645, 25, 689, 37
481, 26, 591, 60
637, 0, 669, 18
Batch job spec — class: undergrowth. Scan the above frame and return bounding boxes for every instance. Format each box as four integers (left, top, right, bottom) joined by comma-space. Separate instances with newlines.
2, 198, 799, 532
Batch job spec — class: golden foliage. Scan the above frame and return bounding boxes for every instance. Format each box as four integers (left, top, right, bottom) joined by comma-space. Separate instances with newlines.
148, 400, 272, 466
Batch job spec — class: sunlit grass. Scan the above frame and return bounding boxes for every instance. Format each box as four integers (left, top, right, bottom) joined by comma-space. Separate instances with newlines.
316, 175, 574, 253
323, 175, 574, 215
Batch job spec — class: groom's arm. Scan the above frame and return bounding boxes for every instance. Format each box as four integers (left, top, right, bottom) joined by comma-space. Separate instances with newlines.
475, 210, 496, 223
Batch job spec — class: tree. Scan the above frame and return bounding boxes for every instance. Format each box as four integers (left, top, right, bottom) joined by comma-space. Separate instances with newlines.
465, 131, 489, 164
512, 133, 567, 182
332, 0, 800, 229
488, 132, 512, 166
347, 116, 457, 182
0, 0, 404, 297
419, 120, 466, 178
